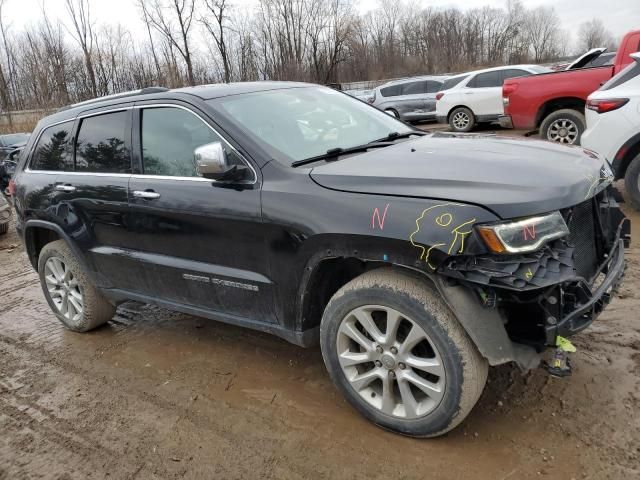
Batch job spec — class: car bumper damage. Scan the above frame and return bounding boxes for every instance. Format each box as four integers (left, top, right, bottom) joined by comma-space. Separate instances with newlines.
434, 190, 629, 372
497, 115, 513, 129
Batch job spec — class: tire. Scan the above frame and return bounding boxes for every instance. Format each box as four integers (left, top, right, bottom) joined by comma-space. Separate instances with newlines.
624, 153, 640, 211
320, 268, 488, 437
384, 108, 400, 119
0, 222, 7, 235
38, 240, 115, 332
448, 107, 476, 133
540, 109, 585, 145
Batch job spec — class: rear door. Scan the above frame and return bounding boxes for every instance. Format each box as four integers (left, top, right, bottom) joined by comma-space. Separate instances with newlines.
397, 81, 428, 118
125, 102, 276, 322
463, 71, 503, 117
424, 80, 444, 115
55, 106, 133, 288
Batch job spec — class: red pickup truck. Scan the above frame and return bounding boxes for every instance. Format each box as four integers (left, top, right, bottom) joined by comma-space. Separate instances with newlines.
500, 29, 640, 145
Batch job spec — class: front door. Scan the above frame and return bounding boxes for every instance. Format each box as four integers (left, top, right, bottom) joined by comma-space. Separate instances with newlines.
124, 103, 276, 322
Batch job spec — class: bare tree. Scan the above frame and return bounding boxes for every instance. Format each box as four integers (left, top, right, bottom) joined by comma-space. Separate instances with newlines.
201, 0, 232, 83
138, 0, 196, 86
524, 6, 561, 62
65, 0, 98, 97
577, 19, 614, 51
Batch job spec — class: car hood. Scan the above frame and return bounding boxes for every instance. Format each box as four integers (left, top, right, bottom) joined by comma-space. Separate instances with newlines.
567, 47, 607, 69
309, 133, 612, 219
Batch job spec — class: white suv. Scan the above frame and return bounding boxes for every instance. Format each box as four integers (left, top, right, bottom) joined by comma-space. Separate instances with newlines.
582, 53, 640, 209
436, 65, 551, 132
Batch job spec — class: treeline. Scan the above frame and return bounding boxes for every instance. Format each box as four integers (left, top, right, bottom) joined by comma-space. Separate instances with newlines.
0, 0, 615, 111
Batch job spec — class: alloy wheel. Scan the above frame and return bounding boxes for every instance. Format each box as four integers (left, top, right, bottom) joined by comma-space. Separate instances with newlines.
336, 305, 446, 419
44, 256, 83, 322
547, 119, 578, 144
452, 112, 470, 130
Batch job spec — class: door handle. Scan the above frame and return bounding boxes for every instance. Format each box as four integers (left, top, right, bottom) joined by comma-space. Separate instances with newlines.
55, 184, 76, 192
133, 190, 161, 200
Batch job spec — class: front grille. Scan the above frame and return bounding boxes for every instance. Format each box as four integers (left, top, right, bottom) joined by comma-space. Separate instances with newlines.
567, 200, 599, 281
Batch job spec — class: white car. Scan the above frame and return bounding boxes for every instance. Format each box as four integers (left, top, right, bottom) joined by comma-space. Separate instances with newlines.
582, 52, 640, 209
435, 65, 551, 132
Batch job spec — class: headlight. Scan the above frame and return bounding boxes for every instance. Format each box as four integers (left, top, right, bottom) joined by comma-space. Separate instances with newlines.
476, 211, 569, 254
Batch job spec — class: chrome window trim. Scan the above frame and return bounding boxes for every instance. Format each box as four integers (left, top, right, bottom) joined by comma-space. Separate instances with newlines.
26, 107, 134, 174
23, 169, 131, 178
26, 118, 77, 173
134, 103, 258, 185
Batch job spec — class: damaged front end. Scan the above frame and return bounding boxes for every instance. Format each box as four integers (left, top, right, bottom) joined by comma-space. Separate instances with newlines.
438, 187, 629, 366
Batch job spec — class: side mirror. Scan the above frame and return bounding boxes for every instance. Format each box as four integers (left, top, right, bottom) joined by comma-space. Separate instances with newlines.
194, 142, 250, 182
195, 142, 228, 179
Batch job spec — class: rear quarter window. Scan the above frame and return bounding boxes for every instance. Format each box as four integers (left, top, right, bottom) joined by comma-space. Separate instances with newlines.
29, 121, 74, 171
380, 85, 402, 97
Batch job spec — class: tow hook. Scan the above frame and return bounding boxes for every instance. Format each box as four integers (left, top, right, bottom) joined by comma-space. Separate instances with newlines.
544, 336, 576, 377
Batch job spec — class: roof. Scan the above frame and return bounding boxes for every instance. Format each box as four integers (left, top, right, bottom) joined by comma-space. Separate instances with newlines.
37, 81, 317, 127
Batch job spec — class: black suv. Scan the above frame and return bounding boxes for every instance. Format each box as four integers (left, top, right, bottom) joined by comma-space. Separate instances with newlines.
12, 83, 629, 437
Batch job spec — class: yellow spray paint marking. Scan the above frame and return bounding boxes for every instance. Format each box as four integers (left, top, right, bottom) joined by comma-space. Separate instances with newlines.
435, 213, 452, 227
556, 336, 576, 353
525, 268, 533, 280
409, 203, 476, 270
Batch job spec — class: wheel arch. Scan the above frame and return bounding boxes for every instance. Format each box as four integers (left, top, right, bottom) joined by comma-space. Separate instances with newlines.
446, 105, 473, 122
299, 256, 540, 369
612, 132, 640, 180
24, 220, 92, 275
535, 97, 585, 127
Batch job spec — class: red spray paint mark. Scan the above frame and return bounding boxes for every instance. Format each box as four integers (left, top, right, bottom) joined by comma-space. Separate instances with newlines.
371, 203, 390, 230
523, 224, 536, 241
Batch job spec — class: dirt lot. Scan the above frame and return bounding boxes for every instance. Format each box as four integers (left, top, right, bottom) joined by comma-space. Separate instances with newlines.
1, 172, 639, 477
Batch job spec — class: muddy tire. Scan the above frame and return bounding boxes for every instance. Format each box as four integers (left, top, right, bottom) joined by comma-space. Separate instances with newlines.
624, 153, 640, 211
320, 268, 488, 437
448, 107, 475, 133
540, 109, 585, 145
38, 240, 115, 332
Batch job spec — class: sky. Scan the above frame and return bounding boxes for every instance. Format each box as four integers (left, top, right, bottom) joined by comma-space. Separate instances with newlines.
2, 0, 639, 48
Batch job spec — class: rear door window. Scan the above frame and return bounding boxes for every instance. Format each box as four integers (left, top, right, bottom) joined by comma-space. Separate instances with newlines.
75, 111, 131, 174
468, 71, 502, 88
401, 81, 427, 95
29, 121, 74, 171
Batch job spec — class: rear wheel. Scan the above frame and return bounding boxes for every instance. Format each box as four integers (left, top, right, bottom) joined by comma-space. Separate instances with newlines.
448, 107, 475, 132
624, 153, 640, 210
38, 240, 115, 332
320, 268, 488, 437
540, 109, 585, 145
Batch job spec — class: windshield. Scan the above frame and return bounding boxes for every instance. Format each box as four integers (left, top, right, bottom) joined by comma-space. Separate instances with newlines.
208, 86, 413, 164
1, 133, 29, 146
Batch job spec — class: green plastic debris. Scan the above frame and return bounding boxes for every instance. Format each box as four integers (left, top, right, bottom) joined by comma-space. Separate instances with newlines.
555, 336, 577, 353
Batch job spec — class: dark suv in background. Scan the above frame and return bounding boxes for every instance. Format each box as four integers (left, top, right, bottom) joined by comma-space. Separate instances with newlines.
12, 83, 628, 438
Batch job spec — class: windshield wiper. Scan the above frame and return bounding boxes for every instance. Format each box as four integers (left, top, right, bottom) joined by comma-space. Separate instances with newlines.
291, 142, 392, 168
369, 130, 427, 143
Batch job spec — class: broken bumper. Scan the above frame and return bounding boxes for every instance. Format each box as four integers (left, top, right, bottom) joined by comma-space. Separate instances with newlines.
543, 237, 625, 345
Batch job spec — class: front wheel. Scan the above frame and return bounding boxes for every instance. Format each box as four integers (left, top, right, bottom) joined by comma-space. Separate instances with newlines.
540, 109, 585, 145
320, 268, 488, 437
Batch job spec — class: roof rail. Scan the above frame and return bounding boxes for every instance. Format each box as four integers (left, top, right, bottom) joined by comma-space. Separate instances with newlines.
56, 86, 170, 113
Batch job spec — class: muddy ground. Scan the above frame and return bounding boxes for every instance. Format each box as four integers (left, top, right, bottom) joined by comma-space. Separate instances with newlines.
1, 145, 639, 479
